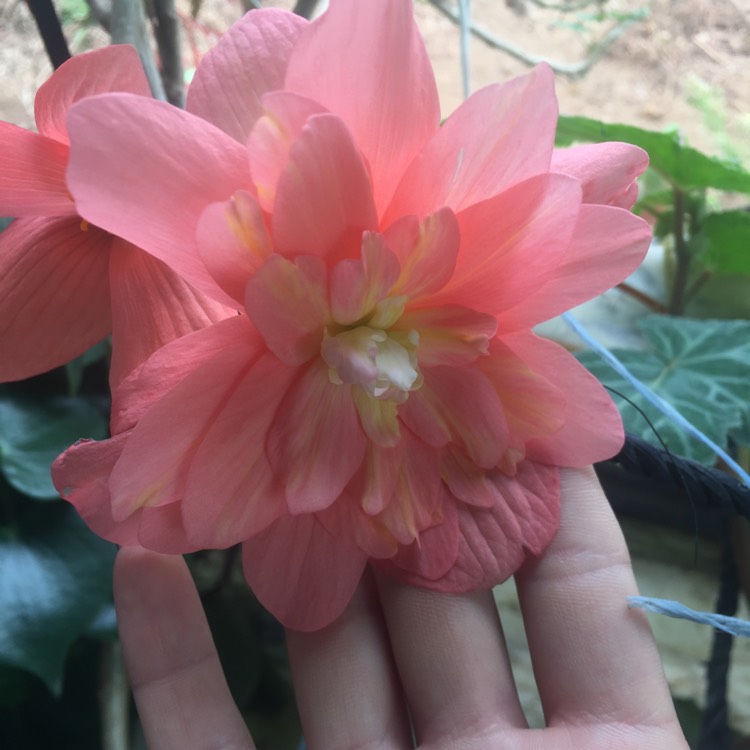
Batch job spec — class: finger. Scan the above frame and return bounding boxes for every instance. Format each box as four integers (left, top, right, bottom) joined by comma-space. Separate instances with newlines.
113, 547, 254, 750
515, 467, 678, 729
286, 569, 412, 750
375, 573, 527, 746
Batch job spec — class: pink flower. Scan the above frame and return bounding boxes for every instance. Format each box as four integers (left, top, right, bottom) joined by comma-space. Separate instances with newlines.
0, 46, 230, 387
52, 0, 651, 630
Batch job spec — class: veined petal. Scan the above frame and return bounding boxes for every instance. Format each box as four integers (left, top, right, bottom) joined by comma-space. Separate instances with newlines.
0, 123, 74, 216
501, 204, 652, 331
272, 113, 378, 262
317, 497, 399, 559
395, 305, 497, 367
427, 173, 581, 316
345, 441, 403, 517
391, 461, 560, 592
111, 315, 254, 435
385, 208, 460, 301
245, 254, 329, 365
285, 0, 440, 215
66, 94, 249, 305
108, 240, 235, 389
196, 190, 272, 304
0, 217, 111, 382
267, 360, 367, 514
502, 331, 624, 465
35, 45, 150, 143
385, 65, 557, 222
242, 514, 367, 631
187, 9, 307, 141
353, 387, 401, 447
551, 142, 648, 209
247, 91, 326, 212
330, 233, 400, 325
109, 344, 261, 520
182, 353, 297, 548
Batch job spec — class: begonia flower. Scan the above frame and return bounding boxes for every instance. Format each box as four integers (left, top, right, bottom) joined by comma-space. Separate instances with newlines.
0, 46, 231, 387
52, 0, 651, 631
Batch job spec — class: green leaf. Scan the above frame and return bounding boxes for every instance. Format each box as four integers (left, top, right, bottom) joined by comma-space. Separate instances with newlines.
578, 315, 750, 463
0, 503, 115, 692
0, 394, 107, 500
556, 115, 750, 194
700, 210, 750, 275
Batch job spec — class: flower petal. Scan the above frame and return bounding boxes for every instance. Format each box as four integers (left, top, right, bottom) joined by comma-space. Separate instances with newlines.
66, 94, 249, 305
501, 204, 652, 330
187, 9, 307, 141
427, 173, 581, 317
242, 514, 367, 631
181, 353, 297, 548
0, 217, 111, 382
108, 240, 234, 389
502, 331, 624, 465
245, 254, 329, 365
385, 65, 557, 222
109, 343, 261, 520
272, 113, 378, 262
111, 315, 253, 435
35, 45, 150, 143
267, 361, 367, 514
551, 142, 648, 209
390, 461, 560, 592
285, 0, 440, 214
0, 123, 74, 216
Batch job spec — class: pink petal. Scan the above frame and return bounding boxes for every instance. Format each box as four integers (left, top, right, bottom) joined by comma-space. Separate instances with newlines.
502, 331, 624, 465
266, 360, 367, 514
242, 514, 367, 631
377, 488, 459, 581
427, 173, 581, 317
247, 91, 326, 212
245, 254, 330, 365
109, 343, 261, 521
385, 65, 557, 223
385, 208, 460, 301
187, 9, 307, 142
181, 353, 297, 548
66, 94, 249, 305
272, 113, 378, 262
501, 204, 652, 331
111, 314, 253, 435
195, 190, 272, 305
395, 305, 497, 367
52, 434, 197, 553
345, 442, 403, 517
402, 366, 509, 469
0, 123, 74, 216
0, 216, 111, 382
330, 233, 400, 325
551, 142, 648, 209
285, 0, 440, 215
35, 45, 150, 144
317, 497, 399, 560
108, 240, 234, 389
390, 461, 560, 592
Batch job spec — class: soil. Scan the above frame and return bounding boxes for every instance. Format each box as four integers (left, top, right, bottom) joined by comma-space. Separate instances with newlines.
2, 0, 749, 164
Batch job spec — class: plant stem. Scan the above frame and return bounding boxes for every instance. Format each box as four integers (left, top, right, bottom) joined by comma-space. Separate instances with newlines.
617, 282, 668, 313
100, 641, 129, 750
668, 188, 690, 315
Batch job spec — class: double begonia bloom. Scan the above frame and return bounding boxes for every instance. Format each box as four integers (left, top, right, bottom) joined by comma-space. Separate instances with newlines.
52, 0, 651, 630
0, 46, 230, 387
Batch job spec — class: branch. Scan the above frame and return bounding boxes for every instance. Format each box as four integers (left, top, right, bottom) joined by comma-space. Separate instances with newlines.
151, 0, 184, 107
111, 0, 166, 100
427, 0, 642, 77
25, 0, 71, 68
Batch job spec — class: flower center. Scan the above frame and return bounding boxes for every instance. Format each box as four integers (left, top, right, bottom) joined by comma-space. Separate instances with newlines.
321, 326, 422, 403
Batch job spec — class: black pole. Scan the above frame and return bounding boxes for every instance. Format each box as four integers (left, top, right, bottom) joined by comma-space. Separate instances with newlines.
25, 0, 71, 69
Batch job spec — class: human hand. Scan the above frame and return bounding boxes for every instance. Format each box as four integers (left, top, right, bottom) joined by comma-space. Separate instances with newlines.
114, 467, 690, 749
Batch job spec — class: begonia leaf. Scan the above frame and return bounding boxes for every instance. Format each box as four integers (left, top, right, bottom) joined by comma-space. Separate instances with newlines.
578, 315, 750, 463
0, 392, 107, 499
700, 211, 750, 275
556, 116, 750, 194
0, 503, 115, 692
